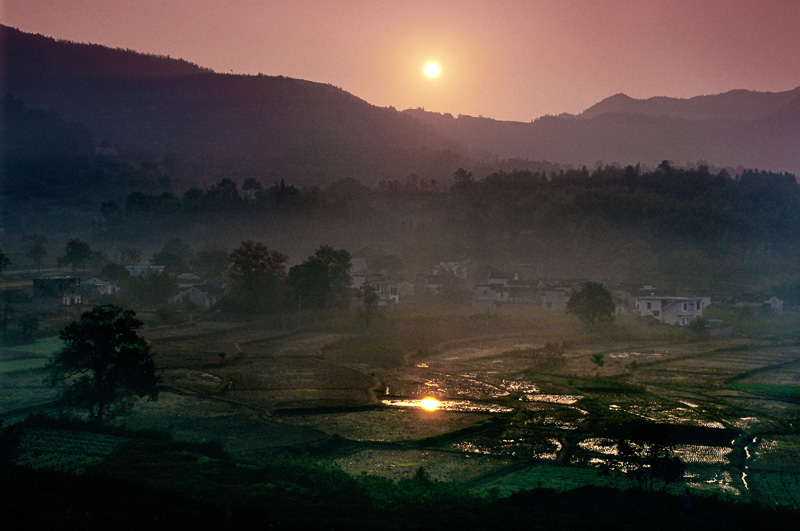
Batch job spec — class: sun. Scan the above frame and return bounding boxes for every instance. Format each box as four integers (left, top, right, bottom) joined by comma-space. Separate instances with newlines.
424, 61, 441, 79
420, 397, 440, 411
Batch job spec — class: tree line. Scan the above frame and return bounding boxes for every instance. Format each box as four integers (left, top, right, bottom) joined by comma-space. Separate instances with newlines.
112, 163, 800, 248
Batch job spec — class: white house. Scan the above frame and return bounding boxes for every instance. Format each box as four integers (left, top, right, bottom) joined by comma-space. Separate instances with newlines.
82, 277, 120, 295
541, 289, 571, 310
636, 296, 706, 326
177, 272, 204, 289
168, 286, 217, 309
613, 289, 637, 315
764, 296, 784, 312
474, 284, 509, 305
432, 261, 469, 279
353, 274, 415, 306
487, 271, 518, 287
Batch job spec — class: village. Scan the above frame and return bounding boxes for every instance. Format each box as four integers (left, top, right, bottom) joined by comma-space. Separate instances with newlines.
3, 255, 787, 337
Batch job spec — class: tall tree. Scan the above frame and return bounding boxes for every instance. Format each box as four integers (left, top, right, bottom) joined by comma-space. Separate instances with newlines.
566, 281, 615, 326
0, 248, 10, 277
193, 243, 229, 282
241, 177, 263, 202
359, 284, 379, 326
151, 238, 193, 273
289, 246, 352, 308
117, 271, 178, 310
58, 239, 92, 273
47, 305, 158, 422
120, 245, 142, 266
226, 241, 289, 313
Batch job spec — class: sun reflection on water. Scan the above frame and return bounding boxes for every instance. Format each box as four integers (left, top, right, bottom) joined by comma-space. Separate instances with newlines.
381, 398, 514, 413
420, 397, 440, 411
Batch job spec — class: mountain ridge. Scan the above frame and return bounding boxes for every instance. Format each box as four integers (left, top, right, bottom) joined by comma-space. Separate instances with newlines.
3, 24, 799, 183
1, 24, 465, 187
578, 87, 800, 122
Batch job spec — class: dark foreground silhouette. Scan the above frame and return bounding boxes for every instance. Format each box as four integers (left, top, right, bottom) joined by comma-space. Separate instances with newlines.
2, 419, 798, 531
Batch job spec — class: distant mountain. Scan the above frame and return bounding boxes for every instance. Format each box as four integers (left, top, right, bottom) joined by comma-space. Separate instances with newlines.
2, 24, 799, 187
0, 25, 461, 187
1, 26, 210, 82
578, 88, 800, 122
405, 86, 800, 175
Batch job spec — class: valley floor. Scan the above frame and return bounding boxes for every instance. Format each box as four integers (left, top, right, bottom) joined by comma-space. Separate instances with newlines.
4, 307, 800, 511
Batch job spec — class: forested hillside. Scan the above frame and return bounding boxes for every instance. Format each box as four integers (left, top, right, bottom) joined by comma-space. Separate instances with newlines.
4, 24, 800, 188
0, 24, 463, 187
8, 161, 792, 294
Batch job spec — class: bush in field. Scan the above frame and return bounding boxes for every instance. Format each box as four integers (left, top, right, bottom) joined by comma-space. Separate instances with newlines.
47, 305, 158, 422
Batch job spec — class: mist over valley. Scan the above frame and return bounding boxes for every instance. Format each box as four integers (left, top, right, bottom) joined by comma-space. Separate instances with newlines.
3, 23, 800, 530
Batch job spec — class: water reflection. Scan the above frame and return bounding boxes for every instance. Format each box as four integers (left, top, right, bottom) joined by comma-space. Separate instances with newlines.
624, 403, 726, 428
420, 397, 440, 411
381, 398, 514, 413
673, 444, 732, 464
579, 437, 619, 455
453, 437, 561, 460
524, 394, 583, 405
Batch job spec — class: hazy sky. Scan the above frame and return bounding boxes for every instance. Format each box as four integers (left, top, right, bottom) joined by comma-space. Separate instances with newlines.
4, 0, 800, 121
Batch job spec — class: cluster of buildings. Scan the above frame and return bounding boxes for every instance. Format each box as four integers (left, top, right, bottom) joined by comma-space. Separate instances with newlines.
351, 262, 785, 328
8, 258, 787, 330
21, 265, 219, 315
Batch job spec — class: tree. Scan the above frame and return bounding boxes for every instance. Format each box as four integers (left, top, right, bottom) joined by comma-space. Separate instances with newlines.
151, 238, 193, 273
288, 246, 352, 308
58, 239, 92, 273
0, 248, 10, 277
120, 245, 142, 265
101, 262, 130, 284
226, 241, 289, 313
206, 178, 240, 208
452, 168, 475, 192
47, 305, 158, 422
193, 243, 229, 282
617, 438, 685, 492
117, 271, 178, 310
359, 284, 379, 326
566, 282, 615, 326
241, 177, 263, 201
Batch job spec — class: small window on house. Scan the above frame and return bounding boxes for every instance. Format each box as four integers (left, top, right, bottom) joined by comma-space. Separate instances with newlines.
646, 302, 652, 310
683, 303, 687, 311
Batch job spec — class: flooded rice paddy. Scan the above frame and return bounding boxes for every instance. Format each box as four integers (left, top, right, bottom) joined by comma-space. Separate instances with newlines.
358, 343, 800, 508
7, 331, 800, 511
